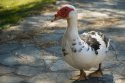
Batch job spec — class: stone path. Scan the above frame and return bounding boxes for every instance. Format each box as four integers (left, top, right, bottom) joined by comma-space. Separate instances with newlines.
0, 0, 125, 83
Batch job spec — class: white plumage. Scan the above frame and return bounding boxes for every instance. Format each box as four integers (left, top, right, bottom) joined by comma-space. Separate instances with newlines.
62, 31, 109, 70
51, 5, 110, 80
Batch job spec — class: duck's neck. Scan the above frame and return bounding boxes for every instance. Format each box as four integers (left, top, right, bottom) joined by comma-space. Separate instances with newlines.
65, 16, 79, 39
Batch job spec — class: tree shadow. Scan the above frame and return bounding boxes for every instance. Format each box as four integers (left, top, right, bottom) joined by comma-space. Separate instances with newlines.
0, 0, 125, 82
66, 0, 125, 11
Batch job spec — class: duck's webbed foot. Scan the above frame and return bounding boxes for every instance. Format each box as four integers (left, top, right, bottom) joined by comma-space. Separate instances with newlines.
71, 70, 87, 81
88, 63, 103, 78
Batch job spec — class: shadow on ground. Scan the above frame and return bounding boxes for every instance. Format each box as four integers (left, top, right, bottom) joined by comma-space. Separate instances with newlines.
72, 74, 114, 83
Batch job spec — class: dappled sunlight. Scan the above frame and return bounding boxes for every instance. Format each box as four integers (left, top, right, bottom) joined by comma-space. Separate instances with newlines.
0, 0, 125, 83
41, 50, 60, 67
3, 54, 39, 66
42, 55, 58, 60
78, 11, 109, 20
31, 80, 56, 83
114, 74, 125, 83
15, 55, 36, 65
104, 0, 117, 5
78, 14, 120, 29
111, 36, 125, 43
0, 76, 24, 83
96, 8, 125, 18
90, 18, 120, 27
42, 55, 59, 66
115, 79, 125, 83
4, 26, 22, 31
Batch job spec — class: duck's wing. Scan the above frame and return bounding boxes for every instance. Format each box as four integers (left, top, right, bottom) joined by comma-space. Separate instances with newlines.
80, 31, 110, 55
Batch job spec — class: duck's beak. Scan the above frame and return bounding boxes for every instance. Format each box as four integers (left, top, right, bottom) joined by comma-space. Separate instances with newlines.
51, 14, 61, 22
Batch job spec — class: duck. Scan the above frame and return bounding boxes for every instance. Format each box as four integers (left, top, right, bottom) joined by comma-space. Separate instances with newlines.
51, 5, 110, 80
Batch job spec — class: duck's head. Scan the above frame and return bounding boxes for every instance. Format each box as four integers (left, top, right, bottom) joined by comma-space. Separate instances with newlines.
51, 5, 77, 22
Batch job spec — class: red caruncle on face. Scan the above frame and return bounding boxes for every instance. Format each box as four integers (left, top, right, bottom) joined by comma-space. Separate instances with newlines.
55, 6, 74, 18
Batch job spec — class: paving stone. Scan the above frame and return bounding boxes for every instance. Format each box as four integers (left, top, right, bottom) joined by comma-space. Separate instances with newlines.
113, 73, 125, 83
53, 29, 65, 34
50, 60, 75, 71
28, 72, 71, 83
117, 51, 125, 61
34, 33, 62, 43
29, 73, 57, 83
115, 79, 125, 83
44, 46, 62, 56
16, 66, 45, 76
102, 51, 118, 69
0, 66, 14, 75
0, 43, 21, 55
0, 75, 24, 83
1, 44, 44, 66
111, 64, 125, 76
41, 54, 59, 69
20, 16, 50, 31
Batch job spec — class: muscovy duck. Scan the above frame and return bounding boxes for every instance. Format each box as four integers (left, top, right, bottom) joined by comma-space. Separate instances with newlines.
51, 5, 110, 80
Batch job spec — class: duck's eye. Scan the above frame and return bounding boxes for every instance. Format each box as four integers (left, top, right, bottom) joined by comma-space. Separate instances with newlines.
64, 9, 67, 11
61, 13, 65, 16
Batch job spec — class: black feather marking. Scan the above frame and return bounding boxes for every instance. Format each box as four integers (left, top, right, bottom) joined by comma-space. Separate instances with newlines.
86, 36, 100, 53
78, 48, 83, 52
62, 48, 65, 52
63, 52, 68, 56
62, 48, 68, 56
71, 47, 77, 53
98, 32, 103, 37
91, 48, 94, 51
95, 51, 98, 55
82, 46, 84, 48
103, 36, 109, 47
79, 42, 82, 45
98, 32, 109, 47
80, 34, 100, 55
89, 31, 96, 35
72, 43, 76, 46
87, 47, 89, 51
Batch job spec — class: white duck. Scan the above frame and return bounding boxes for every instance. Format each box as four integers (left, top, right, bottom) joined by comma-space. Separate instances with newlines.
51, 5, 110, 80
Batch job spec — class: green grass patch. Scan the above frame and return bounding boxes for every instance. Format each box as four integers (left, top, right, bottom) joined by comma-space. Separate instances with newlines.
0, 0, 56, 29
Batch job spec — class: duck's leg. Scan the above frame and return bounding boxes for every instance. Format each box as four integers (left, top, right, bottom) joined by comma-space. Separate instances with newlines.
71, 70, 87, 80
88, 63, 103, 78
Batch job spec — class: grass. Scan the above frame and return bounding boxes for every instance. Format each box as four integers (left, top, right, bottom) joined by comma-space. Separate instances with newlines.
0, 0, 56, 29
